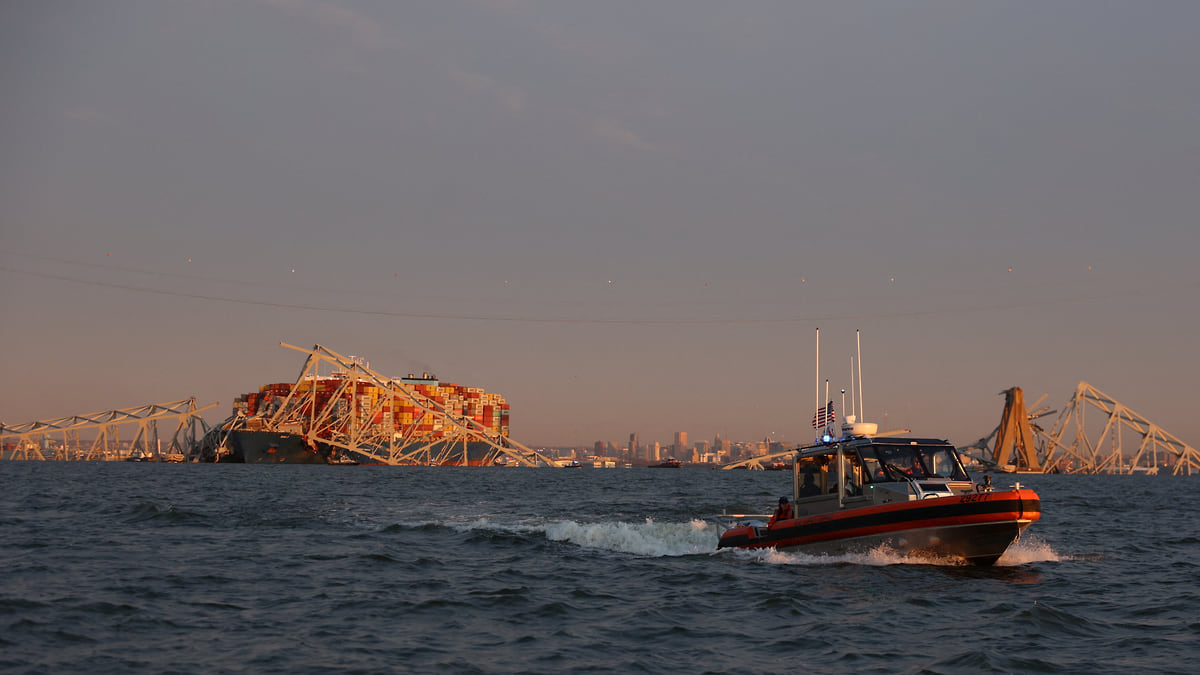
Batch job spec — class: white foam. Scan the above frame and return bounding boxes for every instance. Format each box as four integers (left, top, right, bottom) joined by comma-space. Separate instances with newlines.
996, 534, 1062, 565
539, 518, 720, 557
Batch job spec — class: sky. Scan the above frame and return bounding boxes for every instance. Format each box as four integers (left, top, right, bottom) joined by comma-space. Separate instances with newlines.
2, 0, 1198, 451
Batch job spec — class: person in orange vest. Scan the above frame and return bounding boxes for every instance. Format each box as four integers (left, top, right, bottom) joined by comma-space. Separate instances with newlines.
768, 496, 793, 527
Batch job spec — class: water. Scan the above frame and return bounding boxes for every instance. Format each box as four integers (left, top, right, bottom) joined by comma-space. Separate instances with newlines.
1, 463, 1197, 674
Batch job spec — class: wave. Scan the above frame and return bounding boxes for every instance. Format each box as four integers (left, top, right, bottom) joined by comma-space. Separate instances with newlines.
122, 501, 211, 525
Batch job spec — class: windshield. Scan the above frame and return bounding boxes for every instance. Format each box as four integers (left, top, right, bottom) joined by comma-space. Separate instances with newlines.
866, 444, 968, 482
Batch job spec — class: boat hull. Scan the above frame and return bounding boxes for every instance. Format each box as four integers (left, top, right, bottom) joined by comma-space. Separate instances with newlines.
717, 489, 1040, 566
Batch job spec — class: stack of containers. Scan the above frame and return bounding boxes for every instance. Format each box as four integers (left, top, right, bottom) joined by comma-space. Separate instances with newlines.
231, 375, 511, 441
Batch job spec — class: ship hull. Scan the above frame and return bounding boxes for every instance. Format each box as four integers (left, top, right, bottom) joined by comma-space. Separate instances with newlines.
216, 430, 516, 466
226, 430, 330, 464
718, 489, 1040, 566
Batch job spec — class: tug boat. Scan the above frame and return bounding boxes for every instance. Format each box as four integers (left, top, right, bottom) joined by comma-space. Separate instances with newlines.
717, 419, 1041, 566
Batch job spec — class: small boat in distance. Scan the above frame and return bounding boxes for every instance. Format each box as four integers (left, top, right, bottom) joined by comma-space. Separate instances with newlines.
650, 458, 683, 468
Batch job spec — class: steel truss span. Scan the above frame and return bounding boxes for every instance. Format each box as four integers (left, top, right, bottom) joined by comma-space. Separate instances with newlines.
960, 382, 1199, 476
1, 398, 218, 461
1039, 381, 1199, 476
200, 343, 557, 467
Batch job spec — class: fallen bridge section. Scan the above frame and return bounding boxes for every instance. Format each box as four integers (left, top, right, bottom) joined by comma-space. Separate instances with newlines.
1, 398, 218, 461
960, 382, 1198, 475
1040, 381, 1199, 476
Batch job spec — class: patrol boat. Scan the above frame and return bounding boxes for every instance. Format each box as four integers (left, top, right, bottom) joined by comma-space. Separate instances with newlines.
716, 418, 1041, 565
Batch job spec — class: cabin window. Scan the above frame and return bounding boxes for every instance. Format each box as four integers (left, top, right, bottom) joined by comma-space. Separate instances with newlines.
797, 451, 866, 497
874, 446, 927, 479
920, 446, 968, 481
856, 448, 885, 484
842, 452, 864, 496
796, 457, 824, 497
868, 444, 968, 481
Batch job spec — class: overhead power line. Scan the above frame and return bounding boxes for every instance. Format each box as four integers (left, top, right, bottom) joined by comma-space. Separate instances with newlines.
1, 264, 1196, 326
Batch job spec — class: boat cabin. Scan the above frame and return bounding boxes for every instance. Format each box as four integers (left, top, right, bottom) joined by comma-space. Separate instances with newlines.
789, 436, 974, 517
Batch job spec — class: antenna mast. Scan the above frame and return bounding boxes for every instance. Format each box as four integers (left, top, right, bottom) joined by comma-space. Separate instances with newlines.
814, 327, 820, 438
856, 329, 865, 422
849, 356, 856, 419
824, 379, 830, 433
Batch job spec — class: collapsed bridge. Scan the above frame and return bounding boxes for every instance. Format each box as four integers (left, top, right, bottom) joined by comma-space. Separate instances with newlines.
199, 343, 557, 467
1, 398, 216, 461
960, 382, 1199, 476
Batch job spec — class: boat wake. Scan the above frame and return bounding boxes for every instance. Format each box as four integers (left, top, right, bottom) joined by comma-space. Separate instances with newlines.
431, 517, 722, 557
540, 518, 720, 557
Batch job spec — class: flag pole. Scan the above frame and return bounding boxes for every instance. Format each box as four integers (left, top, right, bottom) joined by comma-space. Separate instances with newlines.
824, 378, 830, 434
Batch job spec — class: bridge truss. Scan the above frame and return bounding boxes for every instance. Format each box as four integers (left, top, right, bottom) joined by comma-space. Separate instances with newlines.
960, 382, 1199, 475
1, 398, 218, 461
1039, 381, 1199, 476
202, 343, 558, 467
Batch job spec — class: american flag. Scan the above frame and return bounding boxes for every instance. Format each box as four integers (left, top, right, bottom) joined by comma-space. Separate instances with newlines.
811, 401, 836, 429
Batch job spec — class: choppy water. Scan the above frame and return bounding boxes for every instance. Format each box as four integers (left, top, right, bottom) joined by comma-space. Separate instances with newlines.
1, 463, 1197, 673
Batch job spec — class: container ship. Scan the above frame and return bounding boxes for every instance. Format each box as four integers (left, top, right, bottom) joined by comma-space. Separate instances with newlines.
211, 372, 511, 465
198, 344, 542, 466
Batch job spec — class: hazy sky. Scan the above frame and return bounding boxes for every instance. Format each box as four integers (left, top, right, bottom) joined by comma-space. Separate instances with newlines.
3, 1, 1198, 450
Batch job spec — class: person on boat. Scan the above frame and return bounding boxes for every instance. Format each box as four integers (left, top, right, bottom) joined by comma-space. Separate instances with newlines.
768, 496, 793, 527
841, 474, 859, 496
798, 471, 820, 497
905, 456, 924, 476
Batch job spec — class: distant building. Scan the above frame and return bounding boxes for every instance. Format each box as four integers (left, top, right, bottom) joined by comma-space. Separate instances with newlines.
673, 431, 688, 458
629, 432, 640, 462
